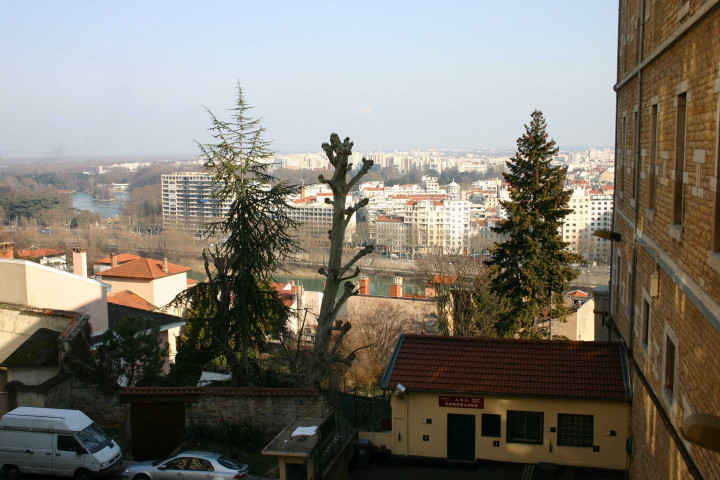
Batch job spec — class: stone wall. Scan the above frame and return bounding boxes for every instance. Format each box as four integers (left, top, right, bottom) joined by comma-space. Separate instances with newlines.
185, 390, 327, 436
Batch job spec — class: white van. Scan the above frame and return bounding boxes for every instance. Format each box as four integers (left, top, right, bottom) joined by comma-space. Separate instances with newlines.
0, 407, 123, 480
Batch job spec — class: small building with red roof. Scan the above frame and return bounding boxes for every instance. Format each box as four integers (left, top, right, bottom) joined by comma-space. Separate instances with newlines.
360, 334, 630, 471
98, 257, 191, 315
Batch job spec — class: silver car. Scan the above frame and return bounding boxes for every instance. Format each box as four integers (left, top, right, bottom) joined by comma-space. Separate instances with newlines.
120, 451, 249, 480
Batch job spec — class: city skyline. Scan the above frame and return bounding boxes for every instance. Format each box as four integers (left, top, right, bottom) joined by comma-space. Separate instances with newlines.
1, 1, 618, 157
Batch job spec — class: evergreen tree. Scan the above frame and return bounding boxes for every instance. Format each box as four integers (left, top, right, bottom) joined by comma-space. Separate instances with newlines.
194, 83, 301, 386
487, 110, 582, 338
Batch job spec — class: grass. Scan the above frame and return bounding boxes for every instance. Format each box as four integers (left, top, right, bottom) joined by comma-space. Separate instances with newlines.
181, 440, 279, 478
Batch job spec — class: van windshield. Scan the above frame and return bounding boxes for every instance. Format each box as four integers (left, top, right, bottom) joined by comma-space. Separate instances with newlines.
76, 423, 111, 454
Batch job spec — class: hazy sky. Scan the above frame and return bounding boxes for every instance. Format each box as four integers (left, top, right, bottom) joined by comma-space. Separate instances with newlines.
0, 1, 618, 156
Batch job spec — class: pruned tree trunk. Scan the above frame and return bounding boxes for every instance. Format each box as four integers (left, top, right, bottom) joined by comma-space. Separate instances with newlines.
303, 134, 374, 388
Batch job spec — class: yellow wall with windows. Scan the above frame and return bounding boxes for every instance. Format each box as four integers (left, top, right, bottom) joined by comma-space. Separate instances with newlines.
361, 391, 628, 470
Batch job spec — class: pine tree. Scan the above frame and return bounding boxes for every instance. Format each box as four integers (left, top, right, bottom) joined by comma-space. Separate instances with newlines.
487, 110, 582, 338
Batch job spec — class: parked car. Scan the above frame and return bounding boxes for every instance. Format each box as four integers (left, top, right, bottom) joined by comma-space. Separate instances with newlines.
0, 407, 123, 480
121, 451, 248, 480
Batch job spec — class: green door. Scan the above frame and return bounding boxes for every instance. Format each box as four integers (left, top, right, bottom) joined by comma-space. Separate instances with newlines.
447, 414, 475, 462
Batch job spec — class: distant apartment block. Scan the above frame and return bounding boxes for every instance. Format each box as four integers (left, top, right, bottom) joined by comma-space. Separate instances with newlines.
161, 172, 231, 231
561, 186, 614, 263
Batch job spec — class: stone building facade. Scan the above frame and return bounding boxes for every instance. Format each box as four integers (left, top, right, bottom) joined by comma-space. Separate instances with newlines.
611, 1, 720, 478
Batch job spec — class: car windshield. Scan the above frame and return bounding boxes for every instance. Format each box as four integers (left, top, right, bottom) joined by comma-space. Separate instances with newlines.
218, 456, 245, 469
76, 423, 111, 454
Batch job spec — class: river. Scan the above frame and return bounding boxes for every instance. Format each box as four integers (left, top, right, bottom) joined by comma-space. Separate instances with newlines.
273, 274, 424, 296
71, 191, 129, 218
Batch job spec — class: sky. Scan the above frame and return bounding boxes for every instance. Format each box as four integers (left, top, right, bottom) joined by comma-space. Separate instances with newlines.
0, 1, 619, 156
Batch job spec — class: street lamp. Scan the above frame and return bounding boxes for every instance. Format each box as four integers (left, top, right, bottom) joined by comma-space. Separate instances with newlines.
592, 229, 659, 297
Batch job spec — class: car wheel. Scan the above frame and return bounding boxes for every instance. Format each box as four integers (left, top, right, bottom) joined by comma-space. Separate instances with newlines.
74, 468, 91, 480
4, 465, 20, 480
133, 475, 151, 480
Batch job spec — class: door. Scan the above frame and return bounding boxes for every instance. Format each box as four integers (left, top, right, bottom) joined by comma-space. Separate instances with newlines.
54, 434, 84, 476
25, 432, 54, 475
447, 414, 475, 462
131, 403, 185, 461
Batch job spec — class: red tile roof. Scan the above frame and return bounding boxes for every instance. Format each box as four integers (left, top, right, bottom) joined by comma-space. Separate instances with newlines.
108, 290, 157, 311
381, 335, 630, 401
120, 387, 318, 397
271, 282, 295, 307
17, 248, 64, 258
95, 253, 142, 265
100, 258, 190, 279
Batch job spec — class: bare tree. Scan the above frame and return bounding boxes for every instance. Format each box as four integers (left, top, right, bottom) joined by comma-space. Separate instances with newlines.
303, 134, 374, 388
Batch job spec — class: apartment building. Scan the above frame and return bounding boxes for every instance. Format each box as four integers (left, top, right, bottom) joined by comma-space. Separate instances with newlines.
288, 192, 356, 240
561, 188, 614, 263
609, 1, 720, 478
161, 172, 232, 231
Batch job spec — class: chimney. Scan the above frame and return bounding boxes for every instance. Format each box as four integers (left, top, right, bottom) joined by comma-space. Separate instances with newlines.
72, 247, 87, 277
162, 257, 169, 272
390, 276, 403, 298
359, 277, 370, 295
110, 252, 118, 268
0, 242, 13, 259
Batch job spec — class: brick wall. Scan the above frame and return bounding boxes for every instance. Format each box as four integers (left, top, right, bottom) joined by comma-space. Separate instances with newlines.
612, 1, 720, 478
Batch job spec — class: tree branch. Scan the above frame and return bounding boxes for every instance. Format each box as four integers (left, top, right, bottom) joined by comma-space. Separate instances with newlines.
347, 158, 375, 191
340, 245, 374, 278
339, 266, 361, 283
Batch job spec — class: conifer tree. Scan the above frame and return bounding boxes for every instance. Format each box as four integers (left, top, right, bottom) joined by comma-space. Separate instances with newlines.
487, 110, 582, 337
194, 84, 301, 386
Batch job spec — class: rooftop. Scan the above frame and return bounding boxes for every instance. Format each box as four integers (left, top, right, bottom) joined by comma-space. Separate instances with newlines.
381, 334, 630, 401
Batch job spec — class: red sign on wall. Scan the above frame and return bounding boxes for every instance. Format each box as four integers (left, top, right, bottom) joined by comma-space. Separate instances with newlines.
438, 396, 484, 409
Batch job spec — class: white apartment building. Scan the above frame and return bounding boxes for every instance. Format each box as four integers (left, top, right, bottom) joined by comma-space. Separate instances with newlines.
161, 172, 232, 231
561, 187, 614, 264
288, 192, 356, 240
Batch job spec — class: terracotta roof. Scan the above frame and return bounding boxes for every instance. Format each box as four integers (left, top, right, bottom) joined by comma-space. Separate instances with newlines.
566, 290, 589, 298
95, 253, 142, 265
17, 248, 64, 258
108, 290, 157, 311
271, 282, 295, 307
120, 386, 319, 397
381, 335, 630, 401
430, 275, 457, 285
0, 328, 60, 367
100, 258, 190, 279
187, 278, 199, 286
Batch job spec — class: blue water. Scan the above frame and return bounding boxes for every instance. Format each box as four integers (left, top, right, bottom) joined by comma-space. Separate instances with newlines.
71, 191, 129, 218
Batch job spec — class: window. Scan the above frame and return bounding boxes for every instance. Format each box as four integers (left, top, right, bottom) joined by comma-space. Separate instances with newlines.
620, 115, 627, 193
673, 92, 687, 226
664, 335, 676, 397
633, 110, 640, 200
557, 414, 594, 447
481, 414, 501, 437
641, 297, 651, 347
649, 103, 658, 209
507, 410, 543, 444
57, 435, 82, 452
714, 95, 720, 251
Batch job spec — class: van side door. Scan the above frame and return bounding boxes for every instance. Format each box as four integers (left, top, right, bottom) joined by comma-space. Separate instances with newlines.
55, 434, 84, 477
25, 432, 54, 475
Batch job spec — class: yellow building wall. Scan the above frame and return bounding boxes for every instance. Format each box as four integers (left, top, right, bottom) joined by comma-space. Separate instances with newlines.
0, 309, 71, 363
385, 391, 628, 470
